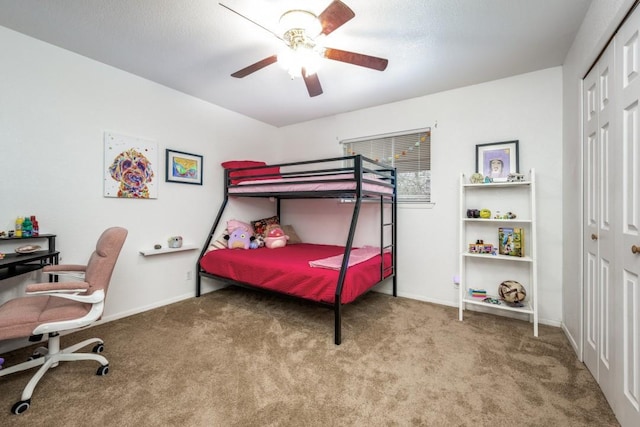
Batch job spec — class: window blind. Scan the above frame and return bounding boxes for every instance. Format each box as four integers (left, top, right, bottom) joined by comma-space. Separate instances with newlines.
341, 128, 431, 202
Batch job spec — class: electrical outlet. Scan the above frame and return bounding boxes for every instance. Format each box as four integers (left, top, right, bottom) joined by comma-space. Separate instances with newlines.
186, 271, 192, 280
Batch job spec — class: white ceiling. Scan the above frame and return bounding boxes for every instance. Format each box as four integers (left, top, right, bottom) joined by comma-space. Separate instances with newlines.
0, 0, 592, 127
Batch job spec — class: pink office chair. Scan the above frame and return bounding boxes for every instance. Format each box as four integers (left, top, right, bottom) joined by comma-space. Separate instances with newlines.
0, 226, 127, 415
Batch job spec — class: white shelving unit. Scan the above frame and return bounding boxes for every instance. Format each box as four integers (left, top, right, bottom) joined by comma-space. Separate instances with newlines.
458, 169, 538, 336
139, 244, 198, 256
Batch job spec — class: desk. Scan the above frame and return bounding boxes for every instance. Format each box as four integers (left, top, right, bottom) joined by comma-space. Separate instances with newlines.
0, 234, 59, 281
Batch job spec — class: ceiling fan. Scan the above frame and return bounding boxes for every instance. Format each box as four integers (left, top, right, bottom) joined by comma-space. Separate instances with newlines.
220, 0, 389, 97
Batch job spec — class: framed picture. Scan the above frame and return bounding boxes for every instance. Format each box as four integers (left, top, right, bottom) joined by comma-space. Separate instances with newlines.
475, 140, 519, 182
104, 132, 158, 199
165, 149, 203, 185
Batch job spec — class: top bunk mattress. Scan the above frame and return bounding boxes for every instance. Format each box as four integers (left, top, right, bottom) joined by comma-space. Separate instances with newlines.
228, 173, 394, 196
199, 244, 392, 304
223, 155, 396, 198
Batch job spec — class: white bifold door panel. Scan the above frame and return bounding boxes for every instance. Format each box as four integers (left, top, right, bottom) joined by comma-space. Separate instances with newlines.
582, 6, 640, 426
616, 8, 640, 425
583, 41, 616, 409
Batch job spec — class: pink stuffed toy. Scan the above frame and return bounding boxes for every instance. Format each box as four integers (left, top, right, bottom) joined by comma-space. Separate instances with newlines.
264, 225, 289, 249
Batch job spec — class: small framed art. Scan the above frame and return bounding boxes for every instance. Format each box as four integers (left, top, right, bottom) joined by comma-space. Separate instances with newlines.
475, 140, 519, 182
165, 149, 203, 185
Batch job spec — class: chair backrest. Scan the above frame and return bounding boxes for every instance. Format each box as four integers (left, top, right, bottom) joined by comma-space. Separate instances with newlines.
83, 227, 128, 295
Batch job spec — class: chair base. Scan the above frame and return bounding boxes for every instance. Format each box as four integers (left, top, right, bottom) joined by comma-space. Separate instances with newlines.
0, 333, 109, 414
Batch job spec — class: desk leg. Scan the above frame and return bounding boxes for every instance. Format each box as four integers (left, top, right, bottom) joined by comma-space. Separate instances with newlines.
50, 254, 59, 282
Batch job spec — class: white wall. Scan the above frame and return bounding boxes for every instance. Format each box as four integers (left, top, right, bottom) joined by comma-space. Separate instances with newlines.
561, 0, 635, 357
279, 67, 564, 324
0, 27, 280, 351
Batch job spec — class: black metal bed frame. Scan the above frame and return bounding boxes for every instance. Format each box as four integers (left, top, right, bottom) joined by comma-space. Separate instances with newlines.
195, 155, 397, 344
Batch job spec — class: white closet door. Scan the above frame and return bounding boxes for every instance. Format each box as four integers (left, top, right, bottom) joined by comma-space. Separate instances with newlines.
616, 7, 640, 425
583, 41, 616, 403
582, 51, 598, 375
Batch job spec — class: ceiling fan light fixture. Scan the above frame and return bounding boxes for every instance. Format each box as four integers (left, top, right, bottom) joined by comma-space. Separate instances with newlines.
279, 10, 322, 37
277, 45, 323, 78
224, 1, 387, 97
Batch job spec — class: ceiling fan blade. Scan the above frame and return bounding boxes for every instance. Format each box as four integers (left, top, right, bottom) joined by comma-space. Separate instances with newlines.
318, 0, 355, 35
324, 48, 388, 71
219, 3, 283, 41
302, 70, 323, 97
231, 55, 278, 78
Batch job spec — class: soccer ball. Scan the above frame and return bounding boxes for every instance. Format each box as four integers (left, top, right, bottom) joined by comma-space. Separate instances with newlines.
498, 280, 526, 303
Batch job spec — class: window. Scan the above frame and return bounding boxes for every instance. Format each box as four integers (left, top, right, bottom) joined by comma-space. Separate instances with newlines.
341, 128, 431, 202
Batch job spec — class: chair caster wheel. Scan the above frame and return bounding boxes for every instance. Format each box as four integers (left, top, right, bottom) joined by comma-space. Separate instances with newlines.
92, 343, 104, 353
27, 352, 43, 361
11, 399, 30, 415
96, 365, 109, 376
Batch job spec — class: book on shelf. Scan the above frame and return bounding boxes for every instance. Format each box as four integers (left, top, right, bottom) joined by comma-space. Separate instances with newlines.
498, 227, 524, 257
468, 288, 487, 298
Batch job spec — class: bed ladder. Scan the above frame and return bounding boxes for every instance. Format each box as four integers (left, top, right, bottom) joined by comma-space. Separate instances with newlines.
333, 189, 396, 344
381, 193, 397, 297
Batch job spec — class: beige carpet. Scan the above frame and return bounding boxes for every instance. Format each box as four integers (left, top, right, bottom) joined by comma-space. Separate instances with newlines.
0, 287, 619, 426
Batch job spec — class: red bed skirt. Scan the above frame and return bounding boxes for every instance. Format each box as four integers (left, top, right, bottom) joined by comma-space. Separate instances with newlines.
199, 244, 392, 304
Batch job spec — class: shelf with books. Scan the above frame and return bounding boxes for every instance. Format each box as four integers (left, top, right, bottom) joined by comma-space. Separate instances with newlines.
462, 218, 532, 223
458, 169, 538, 336
461, 253, 533, 262
461, 294, 534, 315
462, 181, 531, 189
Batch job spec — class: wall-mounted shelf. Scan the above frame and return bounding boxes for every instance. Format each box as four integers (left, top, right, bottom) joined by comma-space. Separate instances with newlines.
139, 244, 198, 256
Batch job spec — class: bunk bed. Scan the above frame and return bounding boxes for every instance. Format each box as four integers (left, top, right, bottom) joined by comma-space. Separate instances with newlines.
196, 155, 397, 344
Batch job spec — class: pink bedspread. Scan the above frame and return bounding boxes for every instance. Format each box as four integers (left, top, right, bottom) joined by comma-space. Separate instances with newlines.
228, 173, 393, 195
199, 244, 392, 304
309, 246, 384, 270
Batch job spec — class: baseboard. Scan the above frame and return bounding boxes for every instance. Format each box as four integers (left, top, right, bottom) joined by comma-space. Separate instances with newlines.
371, 283, 459, 308
100, 281, 229, 323
562, 322, 582, 360
398, 291, 459, 308
99, 292, 194, 324
541, 318, 562, 328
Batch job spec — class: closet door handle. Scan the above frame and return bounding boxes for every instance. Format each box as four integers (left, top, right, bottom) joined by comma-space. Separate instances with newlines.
632, 245, 640, 254
591, 234, 598, 240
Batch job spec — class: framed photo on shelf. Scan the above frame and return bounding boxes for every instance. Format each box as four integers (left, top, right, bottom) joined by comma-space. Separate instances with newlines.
475, 140, 519, 182
165, 149, 203, 185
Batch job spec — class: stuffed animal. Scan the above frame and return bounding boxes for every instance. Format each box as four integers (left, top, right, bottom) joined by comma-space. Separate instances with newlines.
253, 234, 265, 248
264, 225, 289, 249
225, 228, 256, 249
